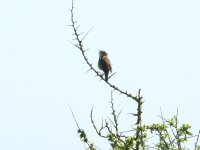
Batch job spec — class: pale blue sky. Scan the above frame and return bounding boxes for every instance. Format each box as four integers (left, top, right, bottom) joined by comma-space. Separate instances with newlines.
0, 0, 200, 149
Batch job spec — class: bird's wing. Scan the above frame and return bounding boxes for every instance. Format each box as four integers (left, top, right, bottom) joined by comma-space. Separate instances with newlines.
102, 56, 112, 72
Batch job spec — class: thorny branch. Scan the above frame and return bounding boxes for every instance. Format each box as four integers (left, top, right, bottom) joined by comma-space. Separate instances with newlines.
70, 1, 144, 148
110, 91, 120, 137
135, 89, 144, 149
69, 0, 142, 103
69, 1, 200, 150
90, 91, 142, 149
90, 99, 124, 140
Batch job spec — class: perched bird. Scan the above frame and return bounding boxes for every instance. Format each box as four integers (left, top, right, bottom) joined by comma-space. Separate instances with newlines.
98, 50, 112, 82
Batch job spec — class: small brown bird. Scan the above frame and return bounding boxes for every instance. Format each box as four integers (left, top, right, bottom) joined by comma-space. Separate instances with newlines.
98, 50, 112, 81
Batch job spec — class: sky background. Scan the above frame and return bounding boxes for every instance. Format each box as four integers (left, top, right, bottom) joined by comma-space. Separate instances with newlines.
0, 0, 200, 149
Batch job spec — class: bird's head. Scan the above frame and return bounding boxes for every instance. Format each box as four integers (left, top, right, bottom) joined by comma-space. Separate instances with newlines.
99, 50, 108, 58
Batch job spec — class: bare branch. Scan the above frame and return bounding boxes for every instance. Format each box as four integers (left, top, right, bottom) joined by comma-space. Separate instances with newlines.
90, 107, 107, 138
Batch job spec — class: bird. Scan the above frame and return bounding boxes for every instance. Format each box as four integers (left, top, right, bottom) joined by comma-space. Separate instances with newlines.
98, 50, 112, 82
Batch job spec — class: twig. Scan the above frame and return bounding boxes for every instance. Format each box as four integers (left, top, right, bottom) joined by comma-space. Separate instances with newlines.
68, 104, 80, 129
159, 108, 173, 146
110, 91, 119, 136
90, 107, 107, 138
195, 130, 200, 150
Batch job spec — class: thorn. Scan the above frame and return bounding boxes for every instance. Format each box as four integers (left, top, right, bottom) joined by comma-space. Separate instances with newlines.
75, 25, 80, 30
108, 72, 116, 80
81, 27, 94, 41
78, 32, 84, 36
73, 21, 77, 24
83, 49, 90, 52
86, 68, 92, 73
